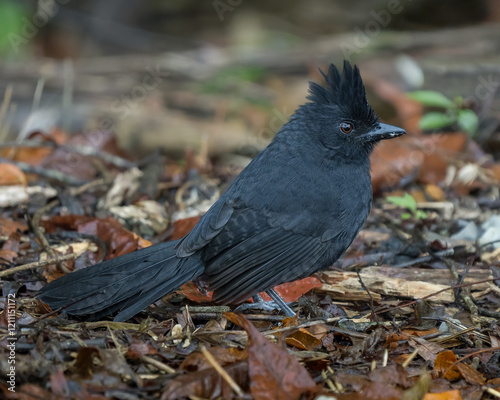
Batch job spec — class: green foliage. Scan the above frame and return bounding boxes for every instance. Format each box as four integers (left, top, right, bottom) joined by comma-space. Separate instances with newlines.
409, 90, 479, 137
0, 1, 26, 54
386, 192, 427, 220
407, 91, 454, 108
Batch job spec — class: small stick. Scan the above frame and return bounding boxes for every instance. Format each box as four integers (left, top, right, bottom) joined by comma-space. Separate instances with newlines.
402, 349, 419, 368
141, 355, 176, 374
0, 253, 79, 278
200, 345, 244, 398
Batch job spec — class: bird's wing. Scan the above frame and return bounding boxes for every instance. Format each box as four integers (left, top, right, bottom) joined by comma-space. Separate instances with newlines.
202, 207, 344, 304
174, 199, 234, 257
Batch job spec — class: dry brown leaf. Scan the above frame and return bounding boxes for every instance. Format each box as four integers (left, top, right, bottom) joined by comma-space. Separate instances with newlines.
225, 312, 318, 400
0, 218, 28, 236
0, 163, 27, 186
434, 351, 461, 380
161, 361, 249, 400
455, 362, 486, 385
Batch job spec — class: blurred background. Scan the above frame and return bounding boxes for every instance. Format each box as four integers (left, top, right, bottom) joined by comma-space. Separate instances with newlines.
0, 0, 500, 168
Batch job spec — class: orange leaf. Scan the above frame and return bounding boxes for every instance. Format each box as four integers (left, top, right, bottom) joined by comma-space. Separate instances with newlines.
423, 389, 462, 400
0, 218, 28, 236
258, 276, 322, 303
434, 351, 461, 380
179, 281, 214, 302
285, 328, 323, 350
0, 163, 27, 185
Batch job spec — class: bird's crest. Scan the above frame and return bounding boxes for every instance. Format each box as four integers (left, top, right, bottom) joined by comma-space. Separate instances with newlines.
308, 61, 378, 125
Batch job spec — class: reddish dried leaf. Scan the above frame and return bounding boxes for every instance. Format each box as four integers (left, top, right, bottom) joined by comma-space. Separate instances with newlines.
41, 130, 128, 181
42, 215, 150, 259
434, 351, 461, 380
225, 312, 318, 400
170, 216, 201, 240
0, 218, 28, 236
0, 163, 27, 185
0, 249, 17, 264
161, 361, 249, 400
455, 362, 486, 385
423, 390, 463, 400
125, 342, 157, 360
371, 133, 467, 192
259, 276, 322, 303
179, 281, 214, 302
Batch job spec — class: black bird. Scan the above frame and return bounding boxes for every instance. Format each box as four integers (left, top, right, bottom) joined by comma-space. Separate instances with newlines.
38, 61, 405, 321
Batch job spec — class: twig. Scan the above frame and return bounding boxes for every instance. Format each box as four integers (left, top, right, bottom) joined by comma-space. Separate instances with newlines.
141, 355, 176, 374
0, 158, 83, 185
444, 347, 500, 377
31, 199, 69, 272
391, 248, 454, 269
402, 349, 419, 368
200, 345, 245, 398
356, 270, 377, 322
0, 252, 80, 278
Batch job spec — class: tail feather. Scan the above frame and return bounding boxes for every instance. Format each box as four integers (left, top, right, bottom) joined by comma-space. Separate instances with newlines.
38, 240, 205, 321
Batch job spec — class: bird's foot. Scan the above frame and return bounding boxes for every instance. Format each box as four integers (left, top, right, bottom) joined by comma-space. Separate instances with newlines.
235, 292, 296, 317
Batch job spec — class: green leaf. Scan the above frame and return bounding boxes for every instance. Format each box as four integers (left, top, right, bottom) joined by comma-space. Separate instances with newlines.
457, 109, 479, 136
408, 91, 454, 108
419, 112, 456, 130
0, 2, 26, 54
415, 210, 427, 219
386, 193, 417, 213
401, 213, 412, 220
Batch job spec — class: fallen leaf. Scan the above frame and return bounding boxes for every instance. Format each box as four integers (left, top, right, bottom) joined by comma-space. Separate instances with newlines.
0, 218, 28, 236
170, 216, 201, 240
423, 390, 462, 400
259, 276, 322, 303
0, 163, 27, 185
180, 346, 246, 372
409, 337, 444, 363
434, 351, 461, 380
425, 184, 446, 201
285, 328, 323, 351
455, 362, 486, 385
42, 215, 149, 259
161, 361, 249, 400
225, 312, 318, 400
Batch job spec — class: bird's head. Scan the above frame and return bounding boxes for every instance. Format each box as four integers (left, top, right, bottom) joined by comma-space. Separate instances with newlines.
300, 61, 405, 159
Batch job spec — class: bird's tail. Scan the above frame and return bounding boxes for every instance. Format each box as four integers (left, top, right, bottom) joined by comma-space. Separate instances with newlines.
37, 240, 205, 321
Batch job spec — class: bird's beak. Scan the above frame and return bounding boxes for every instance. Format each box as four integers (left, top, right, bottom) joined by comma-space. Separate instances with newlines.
361, 123, 406, 142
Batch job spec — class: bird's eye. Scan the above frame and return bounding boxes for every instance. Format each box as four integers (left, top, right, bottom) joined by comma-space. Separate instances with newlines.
339, 122, 354, 134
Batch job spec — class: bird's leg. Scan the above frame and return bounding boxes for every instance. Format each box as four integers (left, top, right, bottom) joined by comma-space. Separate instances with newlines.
235, 289, 296, 317
265, 288, 296, 317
